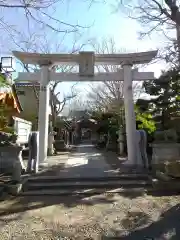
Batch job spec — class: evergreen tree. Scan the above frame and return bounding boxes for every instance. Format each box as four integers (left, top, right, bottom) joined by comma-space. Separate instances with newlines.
138, 69, 180, 130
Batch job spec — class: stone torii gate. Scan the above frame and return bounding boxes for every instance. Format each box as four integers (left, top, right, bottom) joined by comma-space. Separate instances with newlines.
13, 50, 157, 170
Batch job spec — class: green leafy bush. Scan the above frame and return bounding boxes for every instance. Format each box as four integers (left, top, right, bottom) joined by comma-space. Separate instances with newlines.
135, 107, 156, 134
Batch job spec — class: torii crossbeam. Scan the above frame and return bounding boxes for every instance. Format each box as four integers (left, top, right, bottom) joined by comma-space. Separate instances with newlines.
13, 50, 157, 170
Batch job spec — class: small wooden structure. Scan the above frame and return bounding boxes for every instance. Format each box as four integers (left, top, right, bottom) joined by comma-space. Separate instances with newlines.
0, 88, 22, 130
13, 82, 40, 130
75, 118, 98, 142
0, 90, 22, 113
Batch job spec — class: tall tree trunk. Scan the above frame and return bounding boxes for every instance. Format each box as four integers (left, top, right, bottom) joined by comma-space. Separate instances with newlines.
176, 23, 180, 65
51, 107, 57, 129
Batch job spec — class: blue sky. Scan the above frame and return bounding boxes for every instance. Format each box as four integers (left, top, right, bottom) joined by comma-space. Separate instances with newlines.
49, 0, 165, 97
0, 0, 171, 102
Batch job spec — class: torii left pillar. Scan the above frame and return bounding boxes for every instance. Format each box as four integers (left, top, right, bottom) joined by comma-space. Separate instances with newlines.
123, 62, 137, 166
38, 64, 50, 167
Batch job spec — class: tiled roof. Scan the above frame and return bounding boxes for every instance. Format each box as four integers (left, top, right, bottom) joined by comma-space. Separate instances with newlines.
0, 90, 22, 113
14, 82, 40, 109
15, 82, 40, 87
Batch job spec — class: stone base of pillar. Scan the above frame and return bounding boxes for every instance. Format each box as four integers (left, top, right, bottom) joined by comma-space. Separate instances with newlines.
121, 160, 145, 173
122, 157, 143, 168
39, 162, 48, 168
122, 160, 136, 166
48, 134, 55, 156
47, 148, 54, 156
122, 157, 144, 165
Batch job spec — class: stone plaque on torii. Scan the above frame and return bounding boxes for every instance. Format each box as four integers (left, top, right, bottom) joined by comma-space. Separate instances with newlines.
13, 50, 157, 171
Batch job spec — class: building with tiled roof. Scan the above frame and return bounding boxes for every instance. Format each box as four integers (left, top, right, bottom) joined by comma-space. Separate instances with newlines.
13, 82, 41, 130
13, 81, 52, 130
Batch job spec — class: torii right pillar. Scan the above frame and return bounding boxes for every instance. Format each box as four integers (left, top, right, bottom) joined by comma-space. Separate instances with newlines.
122, 61, 137, 166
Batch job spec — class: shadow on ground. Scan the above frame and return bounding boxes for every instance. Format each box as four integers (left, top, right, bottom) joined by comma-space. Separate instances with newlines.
1, 199, 180, 239
1, 143, 180, 238
9, 144, 178, 212
0, 154, 147, 224
102, 204, 180, 239
20, 144, 149, 200
34, 145, 147, 178
0, 144, 150, 223
0, 193, 116, 222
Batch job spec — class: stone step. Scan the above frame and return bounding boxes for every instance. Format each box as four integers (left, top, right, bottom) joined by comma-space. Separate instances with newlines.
0, 185, 5, 194
24, 179, 150, 191
20, 187, 149, 196
25, 174, 149, 183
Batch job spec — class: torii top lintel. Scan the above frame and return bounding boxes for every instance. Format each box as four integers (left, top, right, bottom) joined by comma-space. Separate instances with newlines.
12, 50, 158, 66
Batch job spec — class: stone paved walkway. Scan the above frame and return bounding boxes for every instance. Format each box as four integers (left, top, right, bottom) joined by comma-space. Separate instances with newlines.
61, 143, 118, 178
36, 143, 125, 178
34, 142, 145, 178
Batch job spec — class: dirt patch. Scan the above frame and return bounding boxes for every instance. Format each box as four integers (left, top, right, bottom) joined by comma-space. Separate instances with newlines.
0, 193, 180, 239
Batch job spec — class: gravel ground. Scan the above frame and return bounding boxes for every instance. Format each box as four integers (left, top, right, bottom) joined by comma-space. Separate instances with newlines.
0, 193, 180, 239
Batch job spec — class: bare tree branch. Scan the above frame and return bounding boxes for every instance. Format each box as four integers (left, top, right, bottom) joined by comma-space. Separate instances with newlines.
0, 0, 93, 52
116, 0, 180, 66
13, 29, 91, 127
86, 37, 142, 114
